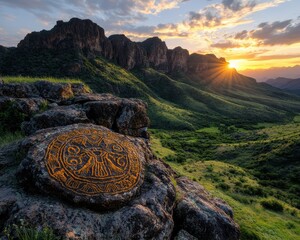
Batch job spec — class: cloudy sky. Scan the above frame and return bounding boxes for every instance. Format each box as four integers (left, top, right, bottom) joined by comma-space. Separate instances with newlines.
0, 0, 299, 71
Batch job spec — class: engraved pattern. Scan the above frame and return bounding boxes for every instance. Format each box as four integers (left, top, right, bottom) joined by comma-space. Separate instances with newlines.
45, 129, 141, 195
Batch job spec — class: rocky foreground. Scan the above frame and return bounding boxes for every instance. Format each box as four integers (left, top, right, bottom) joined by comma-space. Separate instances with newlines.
0, 81, 240, 239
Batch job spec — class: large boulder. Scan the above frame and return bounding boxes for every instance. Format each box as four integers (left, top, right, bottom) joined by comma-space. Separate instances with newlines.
21, 105, 90, 135
33, 81, 74, 101
0, 81, 89, 101
174, 177, 240, 240
22, 92, 150, 138
0, 97, 46, 115
0, 82, 39, 98
115, 98, 150, 138
18, 124, 147, 209
1, 124, 176, 239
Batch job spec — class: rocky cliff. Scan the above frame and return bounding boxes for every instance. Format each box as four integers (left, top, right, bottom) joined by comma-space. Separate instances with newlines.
13, 18, 227, 73
0, 80, 240, 240
18, 18, 113, 59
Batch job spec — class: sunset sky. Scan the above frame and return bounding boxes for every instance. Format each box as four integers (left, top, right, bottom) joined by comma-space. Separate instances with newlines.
0, 0, 300, 71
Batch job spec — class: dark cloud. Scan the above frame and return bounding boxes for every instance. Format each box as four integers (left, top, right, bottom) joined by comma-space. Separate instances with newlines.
222, 0, 256, 12
0, 0, 187, 27
211, 41, 240, 48
236, 19, 300, 45
0, 0, 191, 42
234, 30, 248, 39
0, 0, 59, 11
188, 7, 222, 28
186, 0, 260, 30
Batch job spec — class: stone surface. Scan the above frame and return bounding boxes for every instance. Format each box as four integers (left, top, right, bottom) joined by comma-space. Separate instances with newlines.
0, 127, 176, 239
0, 81, 90, 100
18, 124, 146, 209
174, 230, 198, 240
22, 94, 150, 138
84, 100, 121, 128
116, 98, 150, 138
0, 81, 149, 138
0, 82, 39, 98
21, 105, 90, 135
0, 97, 47, 116
33, 81, 74, 101
174, 177, 240, 240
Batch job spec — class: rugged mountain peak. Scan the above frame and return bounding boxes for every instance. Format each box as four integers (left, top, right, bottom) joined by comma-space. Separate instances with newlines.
18, 18, 113, 59
167, 46, 189, 72
140, 37, 169, 72
109, 34, 148, 70
188, 53, 227, 73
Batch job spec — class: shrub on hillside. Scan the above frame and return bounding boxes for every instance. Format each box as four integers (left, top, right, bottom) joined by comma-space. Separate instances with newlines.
217, 182, 231, 191
260, 199, 284, 212
0, 101, 26, 133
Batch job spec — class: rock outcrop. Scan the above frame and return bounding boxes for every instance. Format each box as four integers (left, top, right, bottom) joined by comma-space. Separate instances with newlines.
187, 53, 227, 74
109, 34, 148, 70
18, 18, 113, 59
0, 81, 150, 138
0, 81, 240, 239
140, 37, 169, 72
167, 47, 189, 73
174, 177, 240, 240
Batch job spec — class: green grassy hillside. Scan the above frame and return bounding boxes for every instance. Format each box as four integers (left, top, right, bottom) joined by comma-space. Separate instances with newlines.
1, 49, 300, 130
150, 121, 300, 240
151, 120, 300, 208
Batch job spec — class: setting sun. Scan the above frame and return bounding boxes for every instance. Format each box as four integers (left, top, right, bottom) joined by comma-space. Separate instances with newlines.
228, 61, 239, 69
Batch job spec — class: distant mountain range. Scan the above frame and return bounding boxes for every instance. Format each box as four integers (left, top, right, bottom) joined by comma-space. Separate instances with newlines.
240, 65, 300, 82
1, 18, 300, 129
266, 77, 300, 95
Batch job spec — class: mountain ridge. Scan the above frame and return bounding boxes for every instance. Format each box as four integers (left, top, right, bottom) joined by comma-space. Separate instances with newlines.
266, 77, 300, 95
240, 65, 300, 82
14, 17, 227, 74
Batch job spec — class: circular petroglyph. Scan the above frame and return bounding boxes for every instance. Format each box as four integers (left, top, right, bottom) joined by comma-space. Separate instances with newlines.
45, 128, 141, 196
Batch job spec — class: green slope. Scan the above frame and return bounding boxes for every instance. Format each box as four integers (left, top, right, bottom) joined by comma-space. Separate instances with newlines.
74, 56, 300, 129
1, 49, 300, 130
150, 123, 300, 240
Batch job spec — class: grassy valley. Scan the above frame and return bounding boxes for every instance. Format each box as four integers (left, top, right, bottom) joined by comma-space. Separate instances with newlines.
2, 48, 300, 130
151, 120, 300, 240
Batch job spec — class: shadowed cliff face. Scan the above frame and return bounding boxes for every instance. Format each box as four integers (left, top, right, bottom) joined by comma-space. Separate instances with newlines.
14, 18, 227, 73
18, 18, 113, 59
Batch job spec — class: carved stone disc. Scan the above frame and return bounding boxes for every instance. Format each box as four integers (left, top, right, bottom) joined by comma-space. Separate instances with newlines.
45, 128, 141, 196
